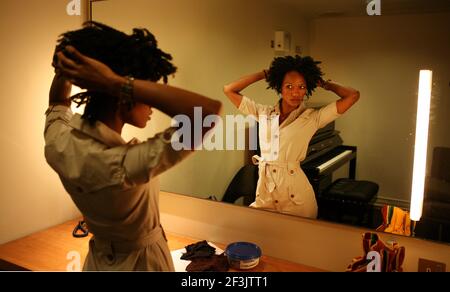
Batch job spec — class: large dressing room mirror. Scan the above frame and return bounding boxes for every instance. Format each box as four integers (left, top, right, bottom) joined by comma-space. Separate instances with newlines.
90, 0, 450, 244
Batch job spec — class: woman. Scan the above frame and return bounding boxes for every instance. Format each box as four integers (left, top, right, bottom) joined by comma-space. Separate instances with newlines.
223, 55, 359, 219
46, 22, 222, 271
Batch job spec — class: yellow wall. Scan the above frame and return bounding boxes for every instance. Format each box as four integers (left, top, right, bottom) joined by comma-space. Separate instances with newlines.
0, 0, 85, 244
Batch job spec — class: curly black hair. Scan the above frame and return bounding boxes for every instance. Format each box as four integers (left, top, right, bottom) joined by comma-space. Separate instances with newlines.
54, 21, 177, 125
266, 55, 323, 97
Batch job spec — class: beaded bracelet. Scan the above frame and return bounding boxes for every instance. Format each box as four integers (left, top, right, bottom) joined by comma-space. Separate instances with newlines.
119, 76, 135, 110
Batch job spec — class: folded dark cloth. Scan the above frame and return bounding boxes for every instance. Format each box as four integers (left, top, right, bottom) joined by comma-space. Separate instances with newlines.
186, 253, 229, 272
181, 240, 216, 260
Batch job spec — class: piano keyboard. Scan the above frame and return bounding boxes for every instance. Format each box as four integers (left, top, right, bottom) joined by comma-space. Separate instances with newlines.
316, 150, 353, 173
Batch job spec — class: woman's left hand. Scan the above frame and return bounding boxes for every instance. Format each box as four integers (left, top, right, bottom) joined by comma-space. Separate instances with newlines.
55, 46, 122, 95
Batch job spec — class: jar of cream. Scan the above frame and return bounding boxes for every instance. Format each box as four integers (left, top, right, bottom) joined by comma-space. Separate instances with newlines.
225, 242, 262, 270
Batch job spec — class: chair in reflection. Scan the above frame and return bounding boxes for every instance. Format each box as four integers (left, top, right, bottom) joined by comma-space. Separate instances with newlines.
222, 164, 258, 206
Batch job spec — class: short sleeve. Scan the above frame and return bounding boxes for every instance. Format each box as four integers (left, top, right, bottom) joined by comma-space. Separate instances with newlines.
316, 101, 342, 129
122, 127, 192, 185
44, 105, 73, 145
238, 96, 271, 121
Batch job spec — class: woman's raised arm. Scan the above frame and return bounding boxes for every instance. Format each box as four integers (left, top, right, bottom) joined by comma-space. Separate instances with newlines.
223, 70, 267, 108
319, 80, 360, 114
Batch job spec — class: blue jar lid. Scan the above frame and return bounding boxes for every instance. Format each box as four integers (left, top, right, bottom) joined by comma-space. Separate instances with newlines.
225, 242, 262, 261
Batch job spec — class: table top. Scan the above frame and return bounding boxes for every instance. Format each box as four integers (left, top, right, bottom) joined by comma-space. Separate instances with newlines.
0, 219, 323, 272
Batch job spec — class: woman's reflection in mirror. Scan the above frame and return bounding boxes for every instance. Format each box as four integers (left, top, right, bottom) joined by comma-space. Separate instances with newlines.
223, 55, 359, 218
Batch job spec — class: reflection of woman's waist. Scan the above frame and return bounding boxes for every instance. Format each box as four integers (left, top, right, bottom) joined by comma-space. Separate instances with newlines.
252, 155, 300, 169
252, 155, 308, 194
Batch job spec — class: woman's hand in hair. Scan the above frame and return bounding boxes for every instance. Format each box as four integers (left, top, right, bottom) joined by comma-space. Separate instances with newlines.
55, 46, 123, 95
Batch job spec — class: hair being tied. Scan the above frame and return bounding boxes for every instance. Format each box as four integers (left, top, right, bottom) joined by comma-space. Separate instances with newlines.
53, 21, 177, 125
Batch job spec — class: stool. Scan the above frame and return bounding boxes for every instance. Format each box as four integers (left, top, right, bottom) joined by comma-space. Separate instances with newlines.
319, 178, 379, 227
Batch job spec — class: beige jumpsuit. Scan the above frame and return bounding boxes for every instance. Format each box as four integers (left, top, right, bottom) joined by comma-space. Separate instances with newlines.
44, 105, 190, 271
238, 96, 341, 218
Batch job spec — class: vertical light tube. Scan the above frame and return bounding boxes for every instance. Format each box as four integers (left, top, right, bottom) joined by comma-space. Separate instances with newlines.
410, 70, 433, 221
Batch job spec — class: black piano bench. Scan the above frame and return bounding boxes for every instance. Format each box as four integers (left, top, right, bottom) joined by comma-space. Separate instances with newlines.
318, 178, 379, 227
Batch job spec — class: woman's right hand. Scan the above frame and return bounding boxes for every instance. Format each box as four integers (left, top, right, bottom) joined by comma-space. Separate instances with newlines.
55, 46, 124, 95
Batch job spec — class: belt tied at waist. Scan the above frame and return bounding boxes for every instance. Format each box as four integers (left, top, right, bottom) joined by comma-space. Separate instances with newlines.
252, 155, 301, 193
92, 224, 167, 254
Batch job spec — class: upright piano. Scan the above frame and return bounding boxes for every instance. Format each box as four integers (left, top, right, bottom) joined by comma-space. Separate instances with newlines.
301, 122, 357, 198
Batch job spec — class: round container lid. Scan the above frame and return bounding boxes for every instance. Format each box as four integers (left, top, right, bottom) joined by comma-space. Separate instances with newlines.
225, 242, 262, 261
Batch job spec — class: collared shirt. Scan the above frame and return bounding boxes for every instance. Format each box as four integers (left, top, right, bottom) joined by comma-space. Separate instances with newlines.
238, 96, 341, 218
44, 105, 191, 270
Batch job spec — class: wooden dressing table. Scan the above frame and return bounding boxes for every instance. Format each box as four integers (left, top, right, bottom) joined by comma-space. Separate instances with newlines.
0, 219, 323, 272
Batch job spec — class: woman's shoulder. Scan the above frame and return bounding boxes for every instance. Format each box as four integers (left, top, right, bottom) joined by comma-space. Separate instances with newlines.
300, 107, 316, 118
240, 95, 275, 116
306, 101, 336, 114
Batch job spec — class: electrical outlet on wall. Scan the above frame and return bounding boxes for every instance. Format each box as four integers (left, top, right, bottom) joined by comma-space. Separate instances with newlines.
418, 258, 446, 272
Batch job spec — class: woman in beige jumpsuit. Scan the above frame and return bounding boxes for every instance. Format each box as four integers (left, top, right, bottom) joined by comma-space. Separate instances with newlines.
224, 55, 359, 219
46, 22, 221, 271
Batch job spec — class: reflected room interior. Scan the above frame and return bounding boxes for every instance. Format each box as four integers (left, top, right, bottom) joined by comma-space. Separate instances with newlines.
91, 0, 450, 244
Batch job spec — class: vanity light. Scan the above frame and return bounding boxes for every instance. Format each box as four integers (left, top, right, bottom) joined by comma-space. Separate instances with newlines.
410, 70, 433, 221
